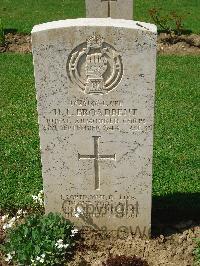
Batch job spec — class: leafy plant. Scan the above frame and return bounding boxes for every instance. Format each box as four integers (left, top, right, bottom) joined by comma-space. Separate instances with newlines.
31, 190, 45, 214
194, 239, 200, 265
149, 8, 186, 36
0, 18, 5, 46
103, 254, 149, 266
1, 212, 78, 265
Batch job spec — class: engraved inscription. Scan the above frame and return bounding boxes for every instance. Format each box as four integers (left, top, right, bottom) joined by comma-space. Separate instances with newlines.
78, 136, 116, 190
63, 199, 139, 218
62, 194, 139, 219
67, 33, 123, 95
43, 99, 148, 133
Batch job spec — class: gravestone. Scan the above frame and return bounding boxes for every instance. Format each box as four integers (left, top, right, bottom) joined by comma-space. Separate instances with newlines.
85, 0, 133, 20
32, 17, 157, 237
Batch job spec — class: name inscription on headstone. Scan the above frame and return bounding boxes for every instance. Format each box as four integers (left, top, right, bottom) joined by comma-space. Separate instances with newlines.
44, 103, 146, 133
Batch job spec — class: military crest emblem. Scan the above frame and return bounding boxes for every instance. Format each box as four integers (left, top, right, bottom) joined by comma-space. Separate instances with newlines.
67, 33, 123, 95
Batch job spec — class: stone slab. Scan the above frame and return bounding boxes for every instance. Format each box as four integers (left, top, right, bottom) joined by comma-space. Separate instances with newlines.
85, 0, 133, 20
32, 18, 157, 237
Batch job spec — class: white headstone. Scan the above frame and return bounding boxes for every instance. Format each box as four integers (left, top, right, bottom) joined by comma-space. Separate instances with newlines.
85, 0, 133, 20
32, 18, 157, 238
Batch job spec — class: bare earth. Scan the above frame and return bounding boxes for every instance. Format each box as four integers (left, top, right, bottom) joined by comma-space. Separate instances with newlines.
158, 33, 200, 55
0, 33, 200, 55
67, 225, 200, 266
1, 219, 199, 266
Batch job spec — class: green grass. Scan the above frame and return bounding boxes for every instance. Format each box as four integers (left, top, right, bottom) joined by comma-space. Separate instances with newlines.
154, 56, 200, 196
0, 54, 200, 215
135, 0, 200, 34
0, 0, 199, 33
194, 239, 200, 264
153, 56, 200, 219
0, 54, 42, 211
0, 0, 85, 34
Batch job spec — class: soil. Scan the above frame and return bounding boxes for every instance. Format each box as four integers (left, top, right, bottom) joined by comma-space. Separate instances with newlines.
68, 223, 200, 266
0, 33, 31, 54
157, 33, 200, 55
0, 33, 200, 55
1, 218, 199, 266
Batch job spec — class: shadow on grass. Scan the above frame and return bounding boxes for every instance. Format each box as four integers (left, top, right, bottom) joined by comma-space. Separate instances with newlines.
152, 192, 200, 237
158, 29, 192, 35
4, 28, 18, 34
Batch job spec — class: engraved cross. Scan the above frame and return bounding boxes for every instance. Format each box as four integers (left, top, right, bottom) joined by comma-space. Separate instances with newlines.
78, 136, 116, 190
101, 0, 117, 17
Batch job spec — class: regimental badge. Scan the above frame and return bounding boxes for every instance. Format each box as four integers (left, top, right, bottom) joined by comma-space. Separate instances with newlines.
67, 33, 123, 95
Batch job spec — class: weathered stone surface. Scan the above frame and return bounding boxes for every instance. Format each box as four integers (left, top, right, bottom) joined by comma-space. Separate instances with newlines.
85, 0, 133, 20
86, 0, 107, 18
110, 0, 133, 20
32, 18, 157, 237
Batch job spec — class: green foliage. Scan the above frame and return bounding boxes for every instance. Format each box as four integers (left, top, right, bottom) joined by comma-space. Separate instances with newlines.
0, 0, 85, 33
1, 213, 76, 265
0, 54, 42, 212
194, 239, 200, 265
149, 8, 186, 35
134, 0, 200, 34
153, 56, 200, 199
0, 18, 5, 46
31, 190, 45, 214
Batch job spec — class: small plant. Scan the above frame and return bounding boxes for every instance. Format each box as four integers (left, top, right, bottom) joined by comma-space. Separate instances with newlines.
1, 212, 78, 265
103, 254, 149, 266
194, 239, 200, 265
149, 8, 186, 36
1, 209, 27, 230
32, 189, 45, 213
0, 18, 5, 46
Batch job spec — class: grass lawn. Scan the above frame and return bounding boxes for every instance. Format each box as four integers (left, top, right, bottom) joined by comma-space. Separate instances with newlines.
0, 0, 200, 33
0, 54, 199, 216
0, 54, 41, 211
